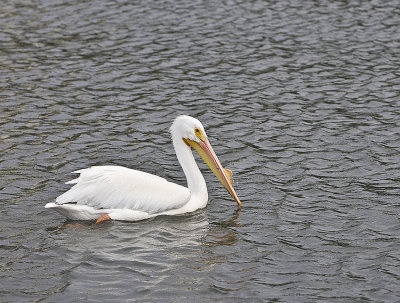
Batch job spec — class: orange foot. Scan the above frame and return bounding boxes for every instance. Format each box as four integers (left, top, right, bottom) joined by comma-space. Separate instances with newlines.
96, 214, 111, 224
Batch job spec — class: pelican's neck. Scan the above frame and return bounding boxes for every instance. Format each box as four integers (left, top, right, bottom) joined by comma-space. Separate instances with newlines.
172, 137, 208, 199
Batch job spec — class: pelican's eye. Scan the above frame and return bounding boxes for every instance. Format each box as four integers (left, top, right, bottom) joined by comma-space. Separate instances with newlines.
194, 127, 204, 141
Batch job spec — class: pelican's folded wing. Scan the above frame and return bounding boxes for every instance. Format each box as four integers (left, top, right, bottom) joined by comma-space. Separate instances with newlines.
55, 166, 191, 214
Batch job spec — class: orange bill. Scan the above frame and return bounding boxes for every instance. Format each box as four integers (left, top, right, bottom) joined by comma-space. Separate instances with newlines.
183, 137, 241, 206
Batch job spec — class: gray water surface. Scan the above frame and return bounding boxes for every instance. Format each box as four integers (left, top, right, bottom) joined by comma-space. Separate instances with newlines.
1, 0, 400, 302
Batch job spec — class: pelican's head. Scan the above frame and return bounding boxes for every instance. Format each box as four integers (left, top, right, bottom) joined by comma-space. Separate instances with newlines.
170, 115, 241, 206
170, 115, 207, 143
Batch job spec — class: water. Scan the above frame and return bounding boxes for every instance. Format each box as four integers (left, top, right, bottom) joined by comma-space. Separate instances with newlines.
1, 0, 400, 302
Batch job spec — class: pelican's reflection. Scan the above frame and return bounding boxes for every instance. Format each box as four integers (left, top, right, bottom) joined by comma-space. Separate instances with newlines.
216, 208, 242, 228
47, 208, 249, 296
201, 208, 242, 249
47, 207, 243, 260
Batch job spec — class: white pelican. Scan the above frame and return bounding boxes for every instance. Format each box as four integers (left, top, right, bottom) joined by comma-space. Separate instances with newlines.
45, 115, 241, 223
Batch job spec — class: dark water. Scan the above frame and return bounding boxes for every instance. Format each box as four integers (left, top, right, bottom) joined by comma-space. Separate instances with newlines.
1, 0, 400, 302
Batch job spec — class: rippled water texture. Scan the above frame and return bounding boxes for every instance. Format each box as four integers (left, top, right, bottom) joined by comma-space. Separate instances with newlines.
1, 0, 400, 302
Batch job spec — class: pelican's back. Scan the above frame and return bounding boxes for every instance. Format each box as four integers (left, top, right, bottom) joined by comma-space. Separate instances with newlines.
55, 166, 191, 214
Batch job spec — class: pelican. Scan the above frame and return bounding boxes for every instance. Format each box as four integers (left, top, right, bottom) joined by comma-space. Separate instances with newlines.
45, 115, 241, 223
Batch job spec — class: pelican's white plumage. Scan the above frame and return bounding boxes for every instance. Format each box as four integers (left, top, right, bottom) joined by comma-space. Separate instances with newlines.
45, 115, 241, 222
